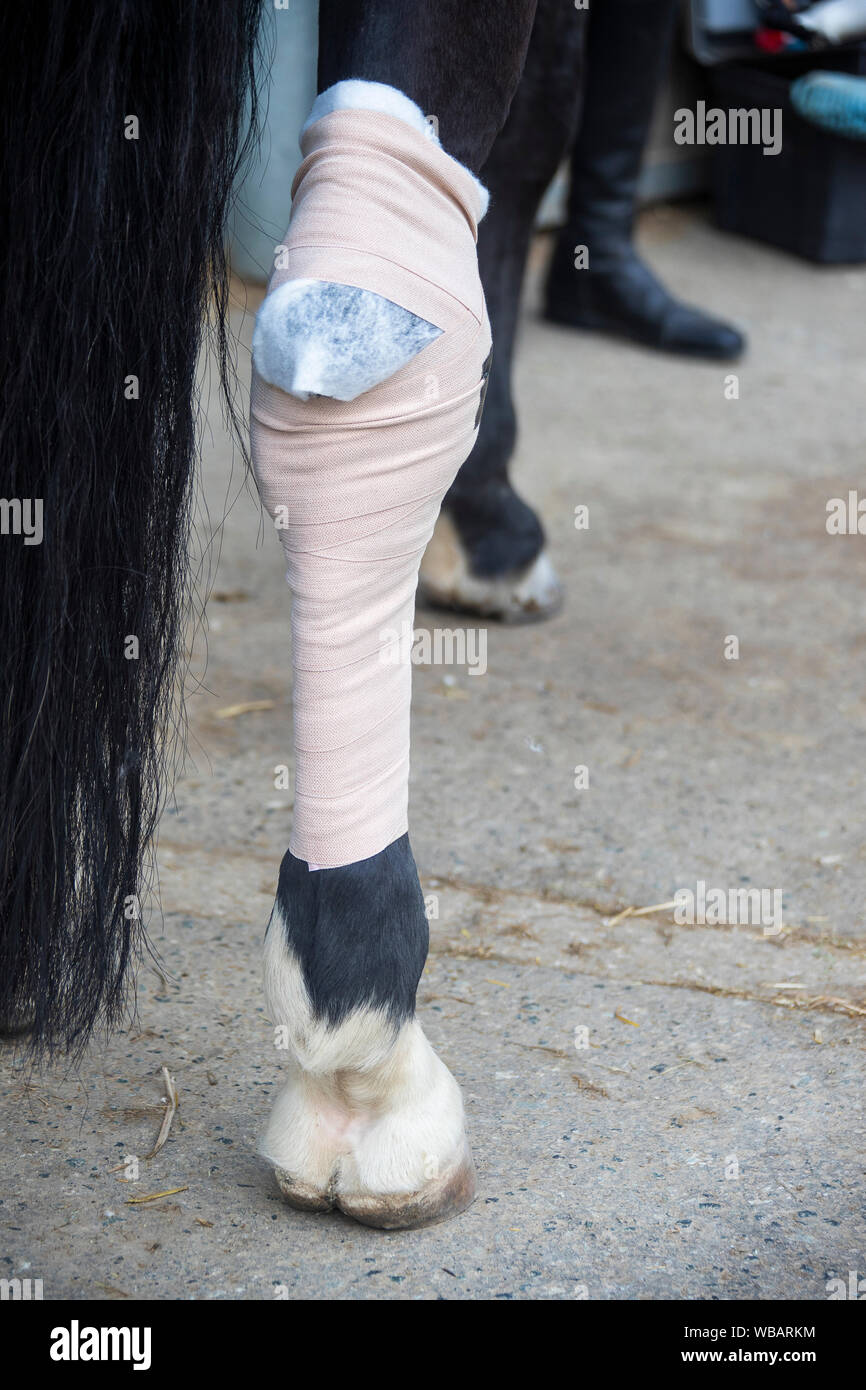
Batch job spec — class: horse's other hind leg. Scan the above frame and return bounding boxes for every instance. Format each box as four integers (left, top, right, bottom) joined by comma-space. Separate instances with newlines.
252, 2, 537, 1229
420, 0, 587, 623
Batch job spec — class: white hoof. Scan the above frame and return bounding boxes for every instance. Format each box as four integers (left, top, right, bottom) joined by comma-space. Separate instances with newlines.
261, 931, 476, 1230
419, 512, 563, 623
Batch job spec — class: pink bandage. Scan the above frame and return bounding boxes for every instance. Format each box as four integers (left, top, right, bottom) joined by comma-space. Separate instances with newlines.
250, 103, 491, 869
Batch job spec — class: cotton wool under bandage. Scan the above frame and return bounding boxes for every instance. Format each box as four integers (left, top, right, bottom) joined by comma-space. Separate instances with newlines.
250, 85, 491, 870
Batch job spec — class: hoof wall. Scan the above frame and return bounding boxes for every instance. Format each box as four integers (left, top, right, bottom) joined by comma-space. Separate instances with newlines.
272, 1145, 476, 1231
338, 1146, 477, 1231
274, 1170, 335, 1213
419, 513, 563, 624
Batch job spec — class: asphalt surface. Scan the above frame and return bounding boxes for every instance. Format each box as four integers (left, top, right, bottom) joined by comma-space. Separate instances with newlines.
2, 207, 864, 1300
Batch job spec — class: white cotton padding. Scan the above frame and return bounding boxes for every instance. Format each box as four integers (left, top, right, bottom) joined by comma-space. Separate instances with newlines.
252, 279, 442, 403
300, 79, 489, 220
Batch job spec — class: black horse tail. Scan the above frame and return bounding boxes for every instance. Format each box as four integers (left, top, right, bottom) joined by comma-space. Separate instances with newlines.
0, 1, 263, 1055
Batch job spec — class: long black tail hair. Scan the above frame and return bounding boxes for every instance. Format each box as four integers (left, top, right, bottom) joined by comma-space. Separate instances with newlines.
0, 1, 262, 1055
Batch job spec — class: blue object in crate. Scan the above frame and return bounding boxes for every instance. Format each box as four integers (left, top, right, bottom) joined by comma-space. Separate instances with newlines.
791, 71, 866, 141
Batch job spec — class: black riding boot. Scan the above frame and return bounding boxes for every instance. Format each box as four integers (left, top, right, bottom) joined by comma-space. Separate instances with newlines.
544, 0, 745, 360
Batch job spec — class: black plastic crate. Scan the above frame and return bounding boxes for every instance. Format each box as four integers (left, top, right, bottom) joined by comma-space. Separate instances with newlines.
710, 60, 866, 263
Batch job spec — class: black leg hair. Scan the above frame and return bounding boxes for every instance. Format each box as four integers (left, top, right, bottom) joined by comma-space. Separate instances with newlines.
316, 0, 540, 172
271, 835, 429, 1028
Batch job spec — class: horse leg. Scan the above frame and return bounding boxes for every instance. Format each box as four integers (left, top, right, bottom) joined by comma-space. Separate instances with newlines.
419, 0, 588, 623
251, 2, 538, 1228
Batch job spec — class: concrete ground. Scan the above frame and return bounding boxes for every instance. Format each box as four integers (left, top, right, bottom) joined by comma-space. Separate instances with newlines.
2, 207, 865, 1301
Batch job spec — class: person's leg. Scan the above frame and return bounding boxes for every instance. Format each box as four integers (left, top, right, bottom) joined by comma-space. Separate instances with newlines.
419, 0, 588, 622
544, 0, 745, 359
252, 1, 538, 1228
